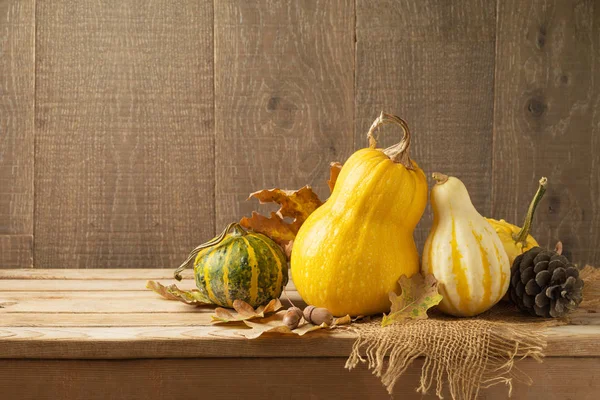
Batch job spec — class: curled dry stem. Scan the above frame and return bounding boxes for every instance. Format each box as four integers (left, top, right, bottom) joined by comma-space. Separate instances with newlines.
174, 223, 245, 281
367, 111, 414, 169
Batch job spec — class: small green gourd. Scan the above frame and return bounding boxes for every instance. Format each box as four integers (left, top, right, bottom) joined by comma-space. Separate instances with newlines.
174, 223, 288, 308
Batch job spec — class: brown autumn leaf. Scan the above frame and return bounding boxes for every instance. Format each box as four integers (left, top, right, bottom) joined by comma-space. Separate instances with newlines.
238, 312, 294, 339
333, 314, 352, 326
211, 299, 283, 323
328, 162, 343, 193
231, 299, 257, 317
240, 186, 323, 248
146, 280, 213, 306
381, 274, 443, 327
236, 310, 351, 339
240, 211, 297, 245
240, 163, 343, 254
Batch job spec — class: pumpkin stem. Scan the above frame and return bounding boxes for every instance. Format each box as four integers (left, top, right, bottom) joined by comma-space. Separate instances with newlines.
432, 172, 449, 184
174, 222, 241, 281
513, 177, 548, 245
228, 223, 247, 236
367, 111, 414, 169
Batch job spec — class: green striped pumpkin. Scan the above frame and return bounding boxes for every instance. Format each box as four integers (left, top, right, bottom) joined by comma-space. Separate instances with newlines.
174, 223, 288, 308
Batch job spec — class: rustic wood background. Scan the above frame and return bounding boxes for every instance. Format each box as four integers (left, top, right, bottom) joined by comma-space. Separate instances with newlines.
0, 0, 598, 269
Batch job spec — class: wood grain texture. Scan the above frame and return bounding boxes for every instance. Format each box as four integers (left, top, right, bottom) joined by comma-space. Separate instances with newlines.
214, 0, 355, 228
0, 323, 598, 359
34, 0, 215, 268
0, 276, 296, 291
0, 326, 357, 359
0, 313, 230, 327
0, 290, 215, 313
0, 235, 32, 268
0, 288, 303, 314
355, 0, 497, 249
0, 279, 184, 290
1, 0, 597, 271
0, 270, 598, 359
1, 358, 599, 400
0, 268, 186, 280
0, 0, 34, 267
492, 0, 600, 266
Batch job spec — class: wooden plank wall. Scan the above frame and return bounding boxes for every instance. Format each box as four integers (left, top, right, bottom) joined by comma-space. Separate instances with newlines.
0, 0, 598, 268
34, 0, 214, 268
355, 0, 497, 245
0, 0, 34, 267
214, 0, 355, 228
493, 0, 600, 264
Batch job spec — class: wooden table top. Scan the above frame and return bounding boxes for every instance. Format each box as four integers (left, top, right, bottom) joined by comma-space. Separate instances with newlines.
1, 269, 599, 360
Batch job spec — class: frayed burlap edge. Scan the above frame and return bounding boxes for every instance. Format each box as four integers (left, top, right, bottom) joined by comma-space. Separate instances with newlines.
345, 317, 551, 399
345, 266, 600, 400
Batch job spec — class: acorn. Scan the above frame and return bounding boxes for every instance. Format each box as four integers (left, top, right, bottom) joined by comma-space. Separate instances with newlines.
283, 307, 303, 329
303, 305, 334, 326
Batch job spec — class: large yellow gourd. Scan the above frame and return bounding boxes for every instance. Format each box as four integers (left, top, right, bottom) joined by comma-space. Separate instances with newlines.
291, 113, 428, 316
422, 173, 510, 317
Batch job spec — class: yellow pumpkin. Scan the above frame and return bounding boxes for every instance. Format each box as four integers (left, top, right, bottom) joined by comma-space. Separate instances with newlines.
422, 173, 510, 317
486, 177, 547, 265
291, 113, 428, 316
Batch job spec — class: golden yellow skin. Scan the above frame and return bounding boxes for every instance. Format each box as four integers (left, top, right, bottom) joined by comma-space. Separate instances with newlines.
291, 148, 428, 316
486, 218, 538, 265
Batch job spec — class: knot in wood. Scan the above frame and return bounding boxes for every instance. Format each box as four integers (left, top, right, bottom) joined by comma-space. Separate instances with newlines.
527, 97, 547, 118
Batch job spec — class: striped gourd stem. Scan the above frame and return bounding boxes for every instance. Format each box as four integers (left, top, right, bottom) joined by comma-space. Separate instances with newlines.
174, 223, 247, 281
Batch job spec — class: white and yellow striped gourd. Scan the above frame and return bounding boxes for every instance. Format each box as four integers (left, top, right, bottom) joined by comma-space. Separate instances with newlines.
422, 173, 510, 317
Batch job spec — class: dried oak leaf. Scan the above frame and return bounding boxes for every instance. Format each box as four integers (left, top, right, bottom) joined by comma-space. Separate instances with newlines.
237, 310, 351, 339
146, 280, 213, 305
211, 299, 283, 323
240, 186, 323, 247
381, 274, 443, 327
333, 314, 352, 326
328, 162, 343, 193
240, 163, 342, 253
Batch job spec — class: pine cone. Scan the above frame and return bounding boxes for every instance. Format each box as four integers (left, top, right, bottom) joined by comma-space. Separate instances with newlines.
509, 246, 584, 318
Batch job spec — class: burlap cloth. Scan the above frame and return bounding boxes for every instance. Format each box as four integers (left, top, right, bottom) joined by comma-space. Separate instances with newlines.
345, 266, 600, 399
